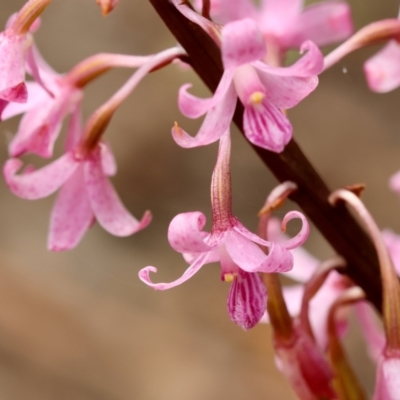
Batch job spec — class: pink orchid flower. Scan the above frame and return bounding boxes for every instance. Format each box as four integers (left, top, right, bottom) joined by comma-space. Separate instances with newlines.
172, 18, 323, 153
3, 47, 184, 250
0, 0, 51, 107
195, 0, 353, 54
139, 132, 310, 329
5, 48, 154, 159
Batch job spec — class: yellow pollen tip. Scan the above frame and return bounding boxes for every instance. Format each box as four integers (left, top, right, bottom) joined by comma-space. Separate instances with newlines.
250, 91, 264, 105
224, 273, 236, 283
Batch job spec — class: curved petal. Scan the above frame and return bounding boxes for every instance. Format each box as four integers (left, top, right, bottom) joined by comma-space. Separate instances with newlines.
48, 166, 94, 251
3, 153, 79, 199
254, 41, 324, 77
233, 220, 272, 247
374, 357, 400, 400
178, 69, 235, 118
281, 211, 310, 250
172, 78, 236, 148
243, 99, 292, 152
389, 169, 400, 194
138, 252, 210, 290
227, 269, 266, 330
84, 152, 151, 236
364, 41, 400, 93
282, 1, 353, 49
221, 19, 266, 69
168, 211, 213, 253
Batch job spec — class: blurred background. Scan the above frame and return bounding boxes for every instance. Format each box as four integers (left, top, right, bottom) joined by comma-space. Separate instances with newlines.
0, 0, 398, 398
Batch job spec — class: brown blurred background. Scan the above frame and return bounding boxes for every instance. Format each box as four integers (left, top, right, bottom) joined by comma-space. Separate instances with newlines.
0, 0, 398, 398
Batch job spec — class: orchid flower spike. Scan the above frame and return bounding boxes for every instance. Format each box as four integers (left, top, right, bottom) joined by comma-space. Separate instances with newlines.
5, 49, 154, 159
329, 189, 400, 399
139, 132, 310, 330
3, 48, 184, 250
0, 0, 51, 108
172, 18, 323, 153
96, 0, 119, 15
195, 0, 353, 61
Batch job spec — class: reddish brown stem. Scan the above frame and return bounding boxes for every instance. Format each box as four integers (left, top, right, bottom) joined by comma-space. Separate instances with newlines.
148, 0, 382, 311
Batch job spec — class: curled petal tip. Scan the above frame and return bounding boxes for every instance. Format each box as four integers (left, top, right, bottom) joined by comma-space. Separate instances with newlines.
96, 0, 119, 15
344, 183, 366, 197
259, 181, 298, 216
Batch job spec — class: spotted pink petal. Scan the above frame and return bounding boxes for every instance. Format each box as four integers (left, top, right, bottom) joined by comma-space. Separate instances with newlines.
84, 151, 151, 236
178, 69, 235, 118
364, 41, 400, 93
243, 99, 292, 152
282, 1, 353, 49
139, 252, 211, 290
3, 153, 79, 199
221, 18, 266, 69
227, 269, 267, 330
0, 32, 28, 103
168, 212, 213, 254
48, 167, 94, 251
172, 73, 236, 148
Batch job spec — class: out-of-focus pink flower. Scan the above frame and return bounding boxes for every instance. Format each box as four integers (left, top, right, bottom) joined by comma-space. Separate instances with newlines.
195, 0, 353, 53
96, 0, 119, 15
374, 356, 400, 400
140, 132, 310, 329
5, 49, 153, 159
173, 18, 323, 153
3, 109, 151, 251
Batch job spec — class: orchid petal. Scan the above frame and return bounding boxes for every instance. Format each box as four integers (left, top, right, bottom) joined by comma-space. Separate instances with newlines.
260, 0, 302, 37
168, 211, 213, 253
281, 211, 310, 250
84, 151, 151, 236
227, 269, 266, 330
283, 1, 353, 49
65, 104, 83, 151
221, 19, 266, 69
243, 99, 292, 152
233, 220, 272, 247
389, 169, 400, 194
4, 153, 79, 199
48, 167, 94, 251
364, 41, 400, 93
1, 81, 48, 121
138, 252, 210, 290
374, 356, 400, 400
178, 69, 235, 118
254, 41, 324, 77
172, 78, 236, 148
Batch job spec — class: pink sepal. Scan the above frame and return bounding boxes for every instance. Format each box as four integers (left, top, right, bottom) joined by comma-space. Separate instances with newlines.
139, 252, 210, 290
221, 19, 266, 70
100, 142, 117, 176
178, 68, 235, 118
364, 41, 400, 93
84, 150, 152, 236
168, 212, 213, 253
48, 167, 94, 251
283, 1, 353, 49
172, 73, 236, 148
227, 269, 266, 330
3, 153, 79, 200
